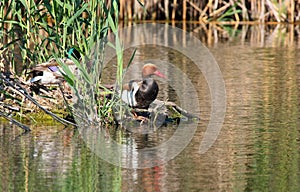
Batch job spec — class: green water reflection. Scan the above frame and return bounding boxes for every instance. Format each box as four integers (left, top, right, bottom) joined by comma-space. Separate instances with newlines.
245, 48, 299, 191
0, 125, 122, 192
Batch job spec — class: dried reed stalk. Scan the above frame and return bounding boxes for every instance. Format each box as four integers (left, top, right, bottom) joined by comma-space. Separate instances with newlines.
117, 0, 298, 22
210, 2, 231, 17
183, 0, 187, 20
266, 0, 281, 22
172, 0, 177, 20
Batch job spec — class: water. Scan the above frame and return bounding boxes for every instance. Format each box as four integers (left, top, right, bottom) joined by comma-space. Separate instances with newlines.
1, 24, 300, 191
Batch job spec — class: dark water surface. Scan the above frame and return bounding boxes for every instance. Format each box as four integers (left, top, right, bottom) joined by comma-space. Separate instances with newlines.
1, 24, 300, 191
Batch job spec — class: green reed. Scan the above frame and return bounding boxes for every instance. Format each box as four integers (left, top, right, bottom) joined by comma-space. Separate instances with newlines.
1, 0, 127, 123
1, 0, 110, 71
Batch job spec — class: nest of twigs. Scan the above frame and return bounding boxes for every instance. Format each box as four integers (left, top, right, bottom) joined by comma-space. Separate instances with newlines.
1, 73, 71, 114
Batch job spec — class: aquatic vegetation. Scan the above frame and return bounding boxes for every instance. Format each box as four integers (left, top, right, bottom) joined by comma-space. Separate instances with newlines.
0, 0, 123, 126
0, 0, 194, 128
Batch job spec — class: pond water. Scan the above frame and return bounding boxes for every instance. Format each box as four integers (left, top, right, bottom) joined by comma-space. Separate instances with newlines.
1, 23, 300, 191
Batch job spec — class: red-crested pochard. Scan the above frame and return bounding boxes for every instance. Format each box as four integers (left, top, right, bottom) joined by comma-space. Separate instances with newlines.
121, 63, 165, 109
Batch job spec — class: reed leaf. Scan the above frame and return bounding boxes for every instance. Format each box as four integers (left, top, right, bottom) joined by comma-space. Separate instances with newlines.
217, 5, 242, 21
66, 3, 88, 27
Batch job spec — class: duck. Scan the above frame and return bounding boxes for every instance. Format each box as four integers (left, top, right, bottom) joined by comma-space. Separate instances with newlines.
120, 63, 165, 109
28, 48, 81, 84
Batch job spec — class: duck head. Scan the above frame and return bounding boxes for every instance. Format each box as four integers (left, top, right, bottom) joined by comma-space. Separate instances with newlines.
66, 47, 81, 60
142, 63, 165, 78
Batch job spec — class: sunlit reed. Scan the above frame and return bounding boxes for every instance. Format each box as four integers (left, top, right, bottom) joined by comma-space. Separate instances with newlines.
119, 0, 299, 23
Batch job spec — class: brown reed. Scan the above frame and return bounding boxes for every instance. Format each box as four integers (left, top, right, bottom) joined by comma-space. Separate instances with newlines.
119, 0, 299, 23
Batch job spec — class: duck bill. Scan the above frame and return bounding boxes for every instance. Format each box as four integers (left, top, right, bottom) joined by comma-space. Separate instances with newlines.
154, 70, 166, 78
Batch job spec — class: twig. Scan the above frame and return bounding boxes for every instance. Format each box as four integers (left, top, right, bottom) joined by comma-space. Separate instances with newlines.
0, 111, 31, 132
133, 100, 200, 120
1, 73, 77, 126
164, 101, 200, 120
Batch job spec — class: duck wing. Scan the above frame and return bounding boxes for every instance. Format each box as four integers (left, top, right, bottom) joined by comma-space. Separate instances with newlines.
135, 78, 159, 109
121, 80, 142, 107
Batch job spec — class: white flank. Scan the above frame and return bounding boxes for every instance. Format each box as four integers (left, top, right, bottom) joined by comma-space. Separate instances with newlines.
29, 76, 42, 83
121, 82, 139, 107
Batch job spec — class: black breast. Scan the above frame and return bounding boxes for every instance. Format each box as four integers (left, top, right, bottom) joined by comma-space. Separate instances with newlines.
135, 78, 159, 109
